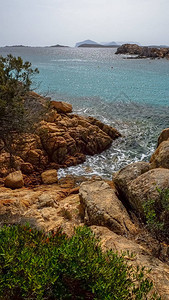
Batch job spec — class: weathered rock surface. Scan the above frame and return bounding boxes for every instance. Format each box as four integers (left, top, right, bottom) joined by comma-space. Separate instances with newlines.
116, 43, 169, 59
150, 141, 169, 169
91, 226, 169, 300
128, 168, 169, 218
41, 169, 58, 184
157, 128, 169, 146
4, 171, 24, 189
113, 162, 150, 199
0, 94, 121, 177
116, 43, 142, 55
50, 101, 72, 113
0, 182, 81, 234
79, 180, 136, 235
0, 179, 168, 298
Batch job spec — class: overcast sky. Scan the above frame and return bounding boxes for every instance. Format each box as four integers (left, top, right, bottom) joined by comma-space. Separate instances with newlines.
0, 0, 169, 47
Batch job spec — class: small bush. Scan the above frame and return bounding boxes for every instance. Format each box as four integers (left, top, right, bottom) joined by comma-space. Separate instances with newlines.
0, 225, 160, 299
143, 188, 169, 242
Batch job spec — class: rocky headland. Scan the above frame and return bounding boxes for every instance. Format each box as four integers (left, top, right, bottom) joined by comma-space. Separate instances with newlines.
0, 91, 121, 182
115, 43, 169, 59
0, 94, 169, 298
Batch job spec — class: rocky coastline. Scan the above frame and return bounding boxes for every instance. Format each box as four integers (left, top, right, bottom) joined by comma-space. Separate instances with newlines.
115, 43, 169, 59
0, 96, 169, 298
0, 91, 121, 182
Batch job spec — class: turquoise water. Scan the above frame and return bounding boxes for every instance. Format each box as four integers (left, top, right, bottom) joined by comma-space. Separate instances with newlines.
1, 47, 169, 178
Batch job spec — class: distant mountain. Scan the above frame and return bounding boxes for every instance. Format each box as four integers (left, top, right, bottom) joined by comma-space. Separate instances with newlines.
75, 40, 99, 47
76, 40, 119, 48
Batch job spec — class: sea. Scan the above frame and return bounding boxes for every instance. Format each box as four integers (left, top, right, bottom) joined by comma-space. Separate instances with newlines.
1, 46, 169, 179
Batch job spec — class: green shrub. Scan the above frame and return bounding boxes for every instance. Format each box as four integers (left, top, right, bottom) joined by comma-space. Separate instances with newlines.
143, 188, 169, 242
0, 55, 39, 169
0, 225, 160, 299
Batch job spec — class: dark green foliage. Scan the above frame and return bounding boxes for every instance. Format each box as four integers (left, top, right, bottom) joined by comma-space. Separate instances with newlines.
0, 55, 39, 168
143, 188, 169, 242
0, 54, 39, 131
0, 225, 160, 300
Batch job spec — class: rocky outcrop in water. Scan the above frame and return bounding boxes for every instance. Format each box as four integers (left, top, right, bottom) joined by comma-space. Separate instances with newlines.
0, 92, 121, 178
115, 43, 169, 59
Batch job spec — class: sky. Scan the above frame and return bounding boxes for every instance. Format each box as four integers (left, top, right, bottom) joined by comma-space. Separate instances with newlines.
0, 0, 169, 47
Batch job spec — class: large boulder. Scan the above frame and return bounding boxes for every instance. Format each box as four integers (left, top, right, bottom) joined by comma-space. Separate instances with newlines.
128, 168, 169, 218
113, 162, 150, 199
157, 128, 169, 146
50, 101, 72, 113
4, 171, 24, 189
79, 180, 135, 235
41, 169, 58, 184
150, 141, 169, 169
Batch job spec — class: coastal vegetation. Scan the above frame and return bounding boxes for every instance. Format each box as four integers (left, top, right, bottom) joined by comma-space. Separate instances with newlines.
0, 54, 39, 168
0, 224, 159, 300
143, 188, 169, 243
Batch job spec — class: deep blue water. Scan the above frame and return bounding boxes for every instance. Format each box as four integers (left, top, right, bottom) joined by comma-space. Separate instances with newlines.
1, 47, 169, 178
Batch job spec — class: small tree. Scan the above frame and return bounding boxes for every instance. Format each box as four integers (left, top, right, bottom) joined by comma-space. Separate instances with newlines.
0, 54, 39, 169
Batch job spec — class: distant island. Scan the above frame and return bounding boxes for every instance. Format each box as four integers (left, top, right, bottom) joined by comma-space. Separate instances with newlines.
78, 44, 119, 48
49, 44, 69, 48
76, 39, 120, 48
5, 45, 28, 48
2, 41, 169, 49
